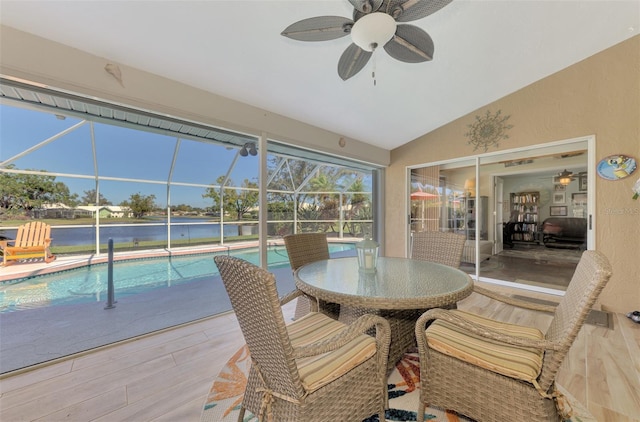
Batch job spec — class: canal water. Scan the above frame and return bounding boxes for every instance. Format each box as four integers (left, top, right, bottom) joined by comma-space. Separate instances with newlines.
0, 218, 245, 246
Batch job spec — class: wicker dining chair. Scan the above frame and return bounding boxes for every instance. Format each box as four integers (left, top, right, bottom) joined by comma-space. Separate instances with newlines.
415, 250, 612, 422
410, 231, 466, 267
284, 232, 340, 320
214, 255, 390, 422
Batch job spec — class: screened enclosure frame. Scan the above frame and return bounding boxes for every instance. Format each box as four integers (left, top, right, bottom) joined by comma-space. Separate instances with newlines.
0, 79, 380, 260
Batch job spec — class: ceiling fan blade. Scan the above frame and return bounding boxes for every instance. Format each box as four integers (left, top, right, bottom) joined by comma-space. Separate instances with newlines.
393, 0, 453, 22
384, 24, 434, 63
348, 0, 384, 14
337, 44, 372, 80
281, 16, 353, 42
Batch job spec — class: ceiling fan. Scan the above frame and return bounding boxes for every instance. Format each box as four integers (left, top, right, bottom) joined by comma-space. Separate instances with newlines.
281, 0, 453, 81
556, 169, 588, 186
537, 169, 586, 186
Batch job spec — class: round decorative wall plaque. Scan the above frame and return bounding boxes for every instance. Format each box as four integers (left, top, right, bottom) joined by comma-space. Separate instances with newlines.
596, 155, 637, 180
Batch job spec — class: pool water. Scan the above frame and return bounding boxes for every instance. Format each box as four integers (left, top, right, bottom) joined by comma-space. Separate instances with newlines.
0, 244, 355, 313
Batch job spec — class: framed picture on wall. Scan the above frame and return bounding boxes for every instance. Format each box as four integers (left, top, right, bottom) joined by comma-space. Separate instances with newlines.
572, 192, 587, 205
579, 174, 587, 191
553, 192, 566, 204
550, 206, 568, 216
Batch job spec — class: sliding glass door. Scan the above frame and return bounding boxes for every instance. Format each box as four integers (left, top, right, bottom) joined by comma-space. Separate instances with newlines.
408, 137, 593, 292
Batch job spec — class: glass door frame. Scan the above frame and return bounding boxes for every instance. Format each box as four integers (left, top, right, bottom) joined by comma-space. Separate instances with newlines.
406, 135, 595, 292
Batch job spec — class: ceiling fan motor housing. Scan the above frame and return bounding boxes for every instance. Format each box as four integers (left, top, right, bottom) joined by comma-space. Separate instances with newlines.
351, 12, 397, 51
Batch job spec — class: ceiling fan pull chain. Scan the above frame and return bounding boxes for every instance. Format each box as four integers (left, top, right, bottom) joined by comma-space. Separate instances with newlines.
372, 45, 377, 86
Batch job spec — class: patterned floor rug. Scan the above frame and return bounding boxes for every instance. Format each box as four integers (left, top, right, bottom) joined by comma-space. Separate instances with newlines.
499, 246, 582, 263
201, 345, 595, 422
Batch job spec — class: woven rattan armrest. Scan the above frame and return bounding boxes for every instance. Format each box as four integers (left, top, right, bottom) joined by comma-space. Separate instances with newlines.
473, 285, 557, 314
415, 308, 562, 351
279, 289, 319, 312
279, 289, 304, 306
293, 314, 391, 359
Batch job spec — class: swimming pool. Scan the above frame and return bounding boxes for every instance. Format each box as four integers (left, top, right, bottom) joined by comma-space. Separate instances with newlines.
0, 243, 355, 313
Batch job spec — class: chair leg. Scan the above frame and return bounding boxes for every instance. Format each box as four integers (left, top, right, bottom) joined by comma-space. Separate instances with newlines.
417, 401, 425, 422
294, 296, 312, 320
45, 251, 55, 263
236, 406, 246, 422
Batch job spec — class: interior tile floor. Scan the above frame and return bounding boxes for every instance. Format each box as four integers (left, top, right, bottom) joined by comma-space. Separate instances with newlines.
0, 243, 584, 374
1, 283, 638, 422
462, 244, 582, 290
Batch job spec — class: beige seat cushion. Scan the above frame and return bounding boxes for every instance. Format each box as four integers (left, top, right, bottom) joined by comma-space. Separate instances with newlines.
425, 310, 544, 383
288, 312, 377, 392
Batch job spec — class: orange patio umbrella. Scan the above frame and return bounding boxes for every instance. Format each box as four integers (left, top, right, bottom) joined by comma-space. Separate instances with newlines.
410, 191, 439, 200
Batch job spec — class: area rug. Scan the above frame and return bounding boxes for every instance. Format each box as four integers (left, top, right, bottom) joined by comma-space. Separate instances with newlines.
201, 345, 595, 422
500, 247, 582, 264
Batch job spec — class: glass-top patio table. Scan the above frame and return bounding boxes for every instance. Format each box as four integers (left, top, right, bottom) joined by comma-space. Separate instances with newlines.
294, 256, 473, 370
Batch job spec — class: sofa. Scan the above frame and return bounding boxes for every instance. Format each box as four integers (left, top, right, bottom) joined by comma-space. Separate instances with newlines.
540, 217, 587, 249
461, 240, 493, 264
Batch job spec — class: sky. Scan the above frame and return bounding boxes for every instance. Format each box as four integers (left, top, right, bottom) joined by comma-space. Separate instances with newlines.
0, 103, 372, 208
0, 103, 261, 208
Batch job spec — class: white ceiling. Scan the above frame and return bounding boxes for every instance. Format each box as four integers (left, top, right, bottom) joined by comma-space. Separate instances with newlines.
1, 1, 638, 150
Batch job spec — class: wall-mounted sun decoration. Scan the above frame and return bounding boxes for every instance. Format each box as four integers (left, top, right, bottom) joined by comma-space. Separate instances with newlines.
465, 110, 513, 152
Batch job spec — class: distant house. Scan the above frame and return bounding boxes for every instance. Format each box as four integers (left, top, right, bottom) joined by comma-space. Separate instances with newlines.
34, 203, 91, 219
76, 206, 132, 218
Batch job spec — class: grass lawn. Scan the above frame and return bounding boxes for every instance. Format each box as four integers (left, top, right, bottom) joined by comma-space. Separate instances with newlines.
0, 216, 260, 256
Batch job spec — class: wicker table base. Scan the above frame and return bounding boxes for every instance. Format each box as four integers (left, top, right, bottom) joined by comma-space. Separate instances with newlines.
340, 306, 424, 372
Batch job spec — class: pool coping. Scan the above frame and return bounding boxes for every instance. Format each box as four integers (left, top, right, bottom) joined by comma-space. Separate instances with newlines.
0, 242, 263, 283
0, 238, 359, 283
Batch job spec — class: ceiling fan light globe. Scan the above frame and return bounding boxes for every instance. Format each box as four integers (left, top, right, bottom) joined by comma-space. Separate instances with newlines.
351, 12, 397, 52
558, 169, 574, 185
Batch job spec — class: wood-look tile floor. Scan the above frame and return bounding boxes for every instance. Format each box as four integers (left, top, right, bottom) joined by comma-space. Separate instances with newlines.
1, 289, 638, 422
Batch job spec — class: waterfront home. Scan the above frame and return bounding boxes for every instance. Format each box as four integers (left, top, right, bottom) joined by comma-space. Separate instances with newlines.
0, 2, 638, 421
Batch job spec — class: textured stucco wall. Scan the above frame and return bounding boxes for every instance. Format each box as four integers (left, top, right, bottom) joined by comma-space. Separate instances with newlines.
386, 35, 640, 313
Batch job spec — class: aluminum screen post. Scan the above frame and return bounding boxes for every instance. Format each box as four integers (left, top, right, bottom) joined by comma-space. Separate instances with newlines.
104, 238, 117, 309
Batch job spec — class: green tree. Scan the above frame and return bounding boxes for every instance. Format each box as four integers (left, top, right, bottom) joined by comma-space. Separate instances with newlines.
203, 177, 259, 221
309, 173, 335, 201
121, 193, 156, 218
203, 177, 259, 235
346, 177, 368, 209
172, 203, 194, 213
54, 181, 79, 208
202, 176, 227, 216
81, 189, 111, 206
307, 171, 340, 230
265, 159, 373, 233
267, 158, 317, 207
0, 165, 78, 215
266, 200, 295, 236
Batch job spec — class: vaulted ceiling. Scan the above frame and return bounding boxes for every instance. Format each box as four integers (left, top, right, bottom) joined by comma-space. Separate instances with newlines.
1, 1, 638, 150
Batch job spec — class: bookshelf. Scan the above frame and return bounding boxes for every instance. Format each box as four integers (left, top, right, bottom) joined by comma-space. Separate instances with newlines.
509, 191, 539, 243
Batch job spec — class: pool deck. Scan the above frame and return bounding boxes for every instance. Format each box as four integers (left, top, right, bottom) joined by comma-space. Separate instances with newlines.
0, 241, 357, 374
0, 238, 359, 283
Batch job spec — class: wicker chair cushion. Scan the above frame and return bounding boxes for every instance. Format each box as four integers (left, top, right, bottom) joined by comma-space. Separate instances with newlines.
425, 310, 544, 383
287, 312, 377, 392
